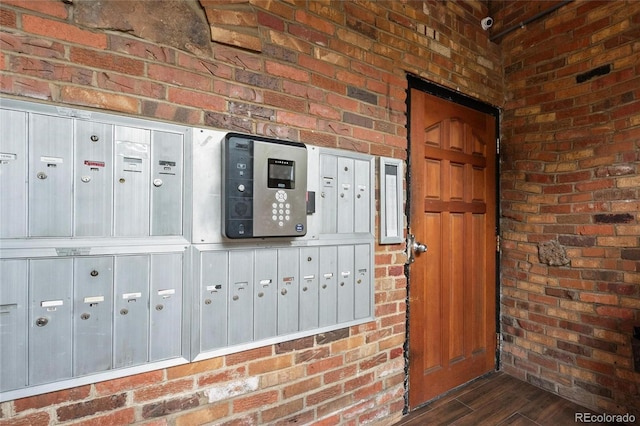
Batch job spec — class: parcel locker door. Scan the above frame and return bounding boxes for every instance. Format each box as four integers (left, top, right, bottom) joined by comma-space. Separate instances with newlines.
29, 114, 73, 237
73, 256, 113, 376
337, 157, 355, 234
29, 258, 73, 384
320, 154, 337, 234
299, 247, 319, 331
337, 245, 355, 323
277, 248, 299, 335
354, 244, 371, 319
318, 246, 337, 327
74, 120, 114, 237
228, 251, 254, 345
113, 255, 149, 368
200, 251, 228, 351
150, 130, 183, 236
254, 249, 277, 340
150, 253, 183, 361
0, 109, 27, 238
114, 126, 150, 236
354, 159, 371, 233
0, 260, 28, 391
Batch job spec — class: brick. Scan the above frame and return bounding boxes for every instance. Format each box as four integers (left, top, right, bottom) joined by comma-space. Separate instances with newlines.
14, 385, 91, 412
260, 398, 304, 423
133, 379, 194, 403
23, 15, 107, 49
306, 384, 343, 406
59, 86, 138, 114
96, 370, 164, 395
175, 403, 229, 426
57, 394, 127, 422
142, 396, 199, 419
232, 390, 278, 413
248, 353, 293, 375
0, 411, 50, 426
282, 376, 322, 399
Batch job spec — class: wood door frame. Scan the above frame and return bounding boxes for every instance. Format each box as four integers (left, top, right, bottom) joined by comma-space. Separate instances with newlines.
404, 74, 501, 412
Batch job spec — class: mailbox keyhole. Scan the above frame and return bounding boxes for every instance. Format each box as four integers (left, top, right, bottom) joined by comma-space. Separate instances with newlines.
90, 270, 99, 277
35, 317, 49, 327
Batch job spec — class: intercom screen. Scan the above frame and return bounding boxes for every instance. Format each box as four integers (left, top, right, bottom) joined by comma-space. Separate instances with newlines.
268, 158, 295, 189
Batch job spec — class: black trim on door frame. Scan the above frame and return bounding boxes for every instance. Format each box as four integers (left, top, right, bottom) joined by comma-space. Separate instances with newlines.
403, 74, 502, 414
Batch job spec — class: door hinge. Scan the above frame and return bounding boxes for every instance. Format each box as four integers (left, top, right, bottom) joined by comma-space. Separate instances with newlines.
496, 138, 500, 155
496, 234, 501, 253
496, 333, 501, 351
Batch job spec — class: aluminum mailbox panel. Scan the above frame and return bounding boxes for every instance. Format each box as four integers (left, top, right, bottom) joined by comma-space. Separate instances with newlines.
0, 109, 27, 238
253, 249, 278, 340
299, 247, 319, 331
354, 244, 371, 319
318, 246, 337, 327
150, 131, 183, 236
73, 256, 114, 376
114, 126, 150, 236
337, 245, 355, 323
200, 251, 228, 351
0, 259, 28, 391
74, 120, 114, 237
228, 250, 254, 345
319, 154, 337, 234
277, 248, 299, 335
354, 160, 371, 233
29, 114, 73, 237
150, 253, 183, 361
29, 258, 73, 385
113, 255, 149, 368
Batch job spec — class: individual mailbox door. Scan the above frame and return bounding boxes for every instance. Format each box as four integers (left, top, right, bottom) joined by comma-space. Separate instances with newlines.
318, 246, 337, 327
150, 130, 183, 236
354, 244, 371, 319
200, 251, 228, 351
113, 255, 149, 368
74, 120, 114, 237
0, 260, 28, 391
299, 247, 319, 331
29, 114, 73, 237
354, 159, 371, 233
337, 157, 355, 234
73, 256, 113, 376
320, 154, 337, 234
277, 248, 299, 335
150, 253, 183, 361
254, 249, 277, 340
337, 245, 354, 323
228, 251, 254, 345
0, 109, 27, 238
29, 258, 73, 385
114, 126, 150, 236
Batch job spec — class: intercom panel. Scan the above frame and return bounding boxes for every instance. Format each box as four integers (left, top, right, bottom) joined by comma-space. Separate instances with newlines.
223, 134, 307, 239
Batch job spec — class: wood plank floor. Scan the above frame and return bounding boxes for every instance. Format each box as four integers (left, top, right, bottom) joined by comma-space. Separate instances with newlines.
395, 372, 625, 426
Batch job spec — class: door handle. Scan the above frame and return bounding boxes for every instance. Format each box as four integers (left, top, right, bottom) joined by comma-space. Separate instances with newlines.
405, 233, 428, 264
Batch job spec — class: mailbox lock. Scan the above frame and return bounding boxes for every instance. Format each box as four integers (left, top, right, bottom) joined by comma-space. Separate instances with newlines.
80, 313, 90, 320
90, 135, 99, 142
37, 172, 47, 180
155, 304, 164, 311
35, 317, 49, 327
204, 299, 212, 305
340, 282, 345, 287
81, 176, 91, 183
302, 286, 308, 292
281, 288, 288, 296
153, 178, 163, 187
232, 295, 239, 301
322, 284, 327, 289
119, 178, 126, 183
90, 270, 99, 277
307, 256, 312, 262
120, 308, 129, 315
257, 292, 264, 298
357, 279, 362, 284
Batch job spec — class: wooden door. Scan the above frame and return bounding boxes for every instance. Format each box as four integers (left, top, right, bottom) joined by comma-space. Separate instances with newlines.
408, 88, 497, 407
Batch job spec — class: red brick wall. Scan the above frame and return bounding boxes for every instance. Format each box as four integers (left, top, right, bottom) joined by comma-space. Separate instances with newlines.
0, 0, 501, 424
499, 0, 640, 417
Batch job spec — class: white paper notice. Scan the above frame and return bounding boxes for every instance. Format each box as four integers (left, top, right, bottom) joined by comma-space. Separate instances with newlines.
385, 173, 398, 237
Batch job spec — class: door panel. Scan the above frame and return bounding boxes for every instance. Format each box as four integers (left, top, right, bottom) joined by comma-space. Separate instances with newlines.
408, 89, 496, 407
